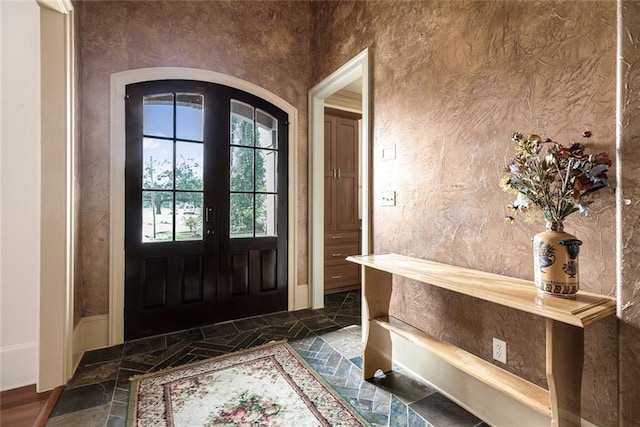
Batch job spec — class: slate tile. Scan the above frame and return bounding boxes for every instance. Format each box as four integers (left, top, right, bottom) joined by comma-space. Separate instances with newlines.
106, 415, 126, 427
408, 407, 428, 427
233, 316, 269, 331
262, 311, 298, 326
50, 380, 115, 417
201, 322, 239, 338
299, 315, 338, 331
46, 403, 110, 427
122, 336, 166, 357
165, 327, 204, 347
371, 371, 436, 405
109, 400, 128, 418
410, 392, 481, 427
66, 360, 120, 389
79, 345, 124, 366
113, 387, 130, 403
390, 395, 409, 427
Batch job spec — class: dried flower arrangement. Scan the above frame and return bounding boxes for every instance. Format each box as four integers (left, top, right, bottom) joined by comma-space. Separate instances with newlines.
500, 132, 613, 223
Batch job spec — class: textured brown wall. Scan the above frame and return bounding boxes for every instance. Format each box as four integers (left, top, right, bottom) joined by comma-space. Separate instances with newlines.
311, 1, 618, 425
619, 1, 640, 424
75, 1, 311, 317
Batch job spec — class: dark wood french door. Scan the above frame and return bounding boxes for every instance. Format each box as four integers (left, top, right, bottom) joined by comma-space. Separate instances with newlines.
124, 80, 288, 340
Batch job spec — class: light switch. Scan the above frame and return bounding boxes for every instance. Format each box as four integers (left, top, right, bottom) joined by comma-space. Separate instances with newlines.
382, 145, 396, 160
381, 191, 396, 206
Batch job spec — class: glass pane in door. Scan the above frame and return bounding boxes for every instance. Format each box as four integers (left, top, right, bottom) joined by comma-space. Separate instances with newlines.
142, 191, 174, 242
143, 138, 173, 190
231, 101, 254, 146
255, 193, 277, 237
176, 141, 203, 191
230, 147, 254, 191
176, 93, 204, 141
256, 109, 277, 149
256, 149, 277, 193
176, 192, 203, 241
230, 193, 253, 238
143, 94, 174, 137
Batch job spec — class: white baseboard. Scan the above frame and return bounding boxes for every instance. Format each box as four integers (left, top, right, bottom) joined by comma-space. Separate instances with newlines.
72, 314, 110, 372
0, 341, 38, 391
389, 330, 599, 427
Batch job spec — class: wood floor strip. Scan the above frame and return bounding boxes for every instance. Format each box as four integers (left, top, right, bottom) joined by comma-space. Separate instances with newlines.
0, 384, 63, 427
34, 386, 63, 427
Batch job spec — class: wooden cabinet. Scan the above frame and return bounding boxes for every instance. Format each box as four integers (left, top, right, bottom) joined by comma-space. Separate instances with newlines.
324, 110, 360, 293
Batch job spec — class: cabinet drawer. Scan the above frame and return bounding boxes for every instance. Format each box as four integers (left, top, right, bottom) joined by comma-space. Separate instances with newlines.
324, 230, 359, 245
324, 243, 359, 264
324, 264, 360, 287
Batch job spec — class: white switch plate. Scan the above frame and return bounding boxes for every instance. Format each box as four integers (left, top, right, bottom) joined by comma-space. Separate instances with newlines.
493, 338, 507, 364
381, 191, 396, 207
382, 145, 396, 160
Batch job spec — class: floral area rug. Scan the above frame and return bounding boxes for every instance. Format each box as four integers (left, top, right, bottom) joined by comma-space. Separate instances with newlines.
127, 341, 369, 426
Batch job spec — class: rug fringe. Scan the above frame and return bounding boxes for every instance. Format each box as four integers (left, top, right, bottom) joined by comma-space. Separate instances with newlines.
127, 339, 288, 383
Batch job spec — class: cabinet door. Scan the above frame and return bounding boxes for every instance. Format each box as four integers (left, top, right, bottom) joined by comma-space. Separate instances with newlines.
334, 117, 359, 230
324, 117, 337, 230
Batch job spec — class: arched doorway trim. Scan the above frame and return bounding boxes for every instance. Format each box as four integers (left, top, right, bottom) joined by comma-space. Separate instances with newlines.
109, 67, 298, 345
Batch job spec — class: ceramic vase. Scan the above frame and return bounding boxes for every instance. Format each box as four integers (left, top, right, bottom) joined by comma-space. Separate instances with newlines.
533, 220, 582, 297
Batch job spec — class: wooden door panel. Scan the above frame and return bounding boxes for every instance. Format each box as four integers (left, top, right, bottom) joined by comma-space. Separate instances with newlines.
180, 255, 203, 303
259, 249, 278, 292
336, 176, 359, 230
324, 175, 336, 230
141, 258, 168, 309
336, 118, 358, 174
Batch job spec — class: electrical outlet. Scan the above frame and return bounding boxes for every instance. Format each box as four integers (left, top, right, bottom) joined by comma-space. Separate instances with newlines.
493, 338, 507, 364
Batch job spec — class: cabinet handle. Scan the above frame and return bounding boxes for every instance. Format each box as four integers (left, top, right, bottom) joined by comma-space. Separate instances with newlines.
331, 235, 342, 239
337, 168, 341, 179
331, 274, 342, 279
333, 168, 337, 179
331, 253, 342, 257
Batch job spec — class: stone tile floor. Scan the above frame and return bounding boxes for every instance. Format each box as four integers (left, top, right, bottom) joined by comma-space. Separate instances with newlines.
46, 291, 489, 427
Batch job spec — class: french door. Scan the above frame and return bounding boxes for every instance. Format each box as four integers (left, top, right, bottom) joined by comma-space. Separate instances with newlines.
124, 80, 288, 340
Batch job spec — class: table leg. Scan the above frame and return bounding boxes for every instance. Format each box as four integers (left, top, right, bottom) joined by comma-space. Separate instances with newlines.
362, 266, 393, 378
546, 319, 584, 427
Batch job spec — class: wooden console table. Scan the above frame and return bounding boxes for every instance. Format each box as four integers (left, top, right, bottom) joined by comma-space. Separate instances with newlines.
346, 253, 616, 427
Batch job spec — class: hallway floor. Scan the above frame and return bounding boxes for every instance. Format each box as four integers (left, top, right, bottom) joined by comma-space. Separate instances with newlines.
46, 291, 489, 427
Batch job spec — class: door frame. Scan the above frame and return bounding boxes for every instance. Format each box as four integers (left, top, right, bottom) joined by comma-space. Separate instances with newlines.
308, 49, 371, 309
109, 67, 298, 345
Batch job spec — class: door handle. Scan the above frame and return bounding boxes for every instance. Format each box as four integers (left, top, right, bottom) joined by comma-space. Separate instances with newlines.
205, 207, 215, 223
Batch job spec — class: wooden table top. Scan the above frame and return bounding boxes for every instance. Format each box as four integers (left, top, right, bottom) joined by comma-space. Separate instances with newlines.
347, 253, 616, 328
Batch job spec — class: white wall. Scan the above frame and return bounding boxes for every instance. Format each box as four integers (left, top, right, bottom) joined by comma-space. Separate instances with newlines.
0, 0, 41, 391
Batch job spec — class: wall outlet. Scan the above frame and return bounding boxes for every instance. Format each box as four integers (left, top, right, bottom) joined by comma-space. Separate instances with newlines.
493, 338, 507, 364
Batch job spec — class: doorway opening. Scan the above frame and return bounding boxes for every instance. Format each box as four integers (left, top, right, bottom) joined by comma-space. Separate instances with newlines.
308, 49, 371, 311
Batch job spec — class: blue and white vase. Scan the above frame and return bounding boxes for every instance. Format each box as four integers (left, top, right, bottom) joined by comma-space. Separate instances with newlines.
533, 220, 582, 297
